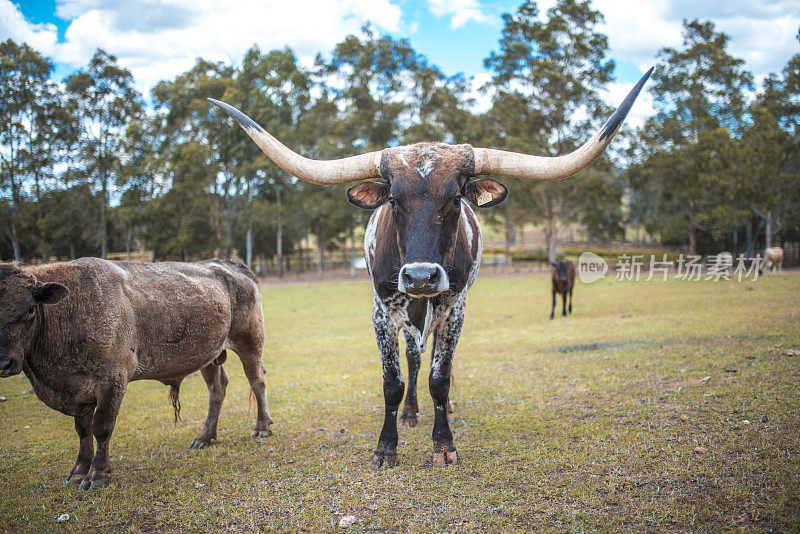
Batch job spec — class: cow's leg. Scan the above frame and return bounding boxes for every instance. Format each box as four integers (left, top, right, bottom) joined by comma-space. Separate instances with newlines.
80, 382, 125, 490
550, 289, 556, 320
562, 291, 567, 316
371, 307, 404, 469
568, 288, 573, 314
400, 330, 420, 428
67, 408, 94, 485
236, 347, 273, 439
438, 332, 455, 424
189, 362, 228, 449
429, 303, 464, 466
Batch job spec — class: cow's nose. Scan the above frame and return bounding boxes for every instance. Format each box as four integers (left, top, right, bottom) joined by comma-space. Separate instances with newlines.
398, 263, 449, 296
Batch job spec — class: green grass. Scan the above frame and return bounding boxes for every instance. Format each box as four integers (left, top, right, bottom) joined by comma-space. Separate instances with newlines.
1, 273, 799, 532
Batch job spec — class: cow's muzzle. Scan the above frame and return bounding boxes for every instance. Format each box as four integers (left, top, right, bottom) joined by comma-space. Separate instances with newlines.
398, 262, 449, 297
0, 357, 21, 377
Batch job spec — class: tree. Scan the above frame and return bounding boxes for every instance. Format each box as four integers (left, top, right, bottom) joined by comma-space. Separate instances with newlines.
742, 33, 800, 252
234, 46, 312, 273
485, 0, 615, 262
65, 49, 142, 259
0, 40, 61, 263
151, 59, 237, 258
640, 20, 752, 254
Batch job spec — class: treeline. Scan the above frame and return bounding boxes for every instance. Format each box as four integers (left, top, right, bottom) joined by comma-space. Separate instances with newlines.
1, 0, 799, 271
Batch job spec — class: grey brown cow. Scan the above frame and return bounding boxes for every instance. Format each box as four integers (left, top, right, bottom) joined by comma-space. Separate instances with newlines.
0, 258, 272, 489
210, 68, 652, 468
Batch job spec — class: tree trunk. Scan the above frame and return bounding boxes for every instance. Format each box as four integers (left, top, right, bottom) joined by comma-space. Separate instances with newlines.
11, 228, 21, 265
545, 215, 558, 264
765, 211, 773, 249
547, 230, 558, 264
276, 186, 283, 278
126, 230, 132, 260
69, 241, 76, 261
317, 223, 325, 278
688, 223, 697, 256
503, 207, 513, 260
246, 227, 253, 269
349, 220, 357, 277
100, 178, 108, 259
745, 215, 753, 258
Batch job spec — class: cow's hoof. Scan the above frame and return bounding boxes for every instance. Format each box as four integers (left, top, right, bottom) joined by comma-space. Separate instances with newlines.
370, 449, 397, 470
399, 414, 418, 428
79, 473, 108, 491
66, 473, 86, 485
251, 428, 272, 439
432, 443, 458, 466
189, 437, 214, 449
66, 464, 90, 485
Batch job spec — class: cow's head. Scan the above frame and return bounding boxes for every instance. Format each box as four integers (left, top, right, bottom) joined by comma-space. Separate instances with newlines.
346, 144, 506, 296
208, 67, 651, 297
552, 260, 570, 283
0, 265, 68, 377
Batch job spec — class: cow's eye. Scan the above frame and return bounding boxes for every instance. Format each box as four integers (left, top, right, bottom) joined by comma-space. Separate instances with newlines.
454, 195, 462, 207
388, 197, 396, 208
27, 306, 35, 316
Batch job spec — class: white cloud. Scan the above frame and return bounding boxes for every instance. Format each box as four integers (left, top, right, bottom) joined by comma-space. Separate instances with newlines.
468, 71, 493, 113
0, 0, 59, 55
1, 0, 798, 127
425, 0, 490, 29
602, 80, 656, 131
2, 0, 403, 95
593, 0, 800, 81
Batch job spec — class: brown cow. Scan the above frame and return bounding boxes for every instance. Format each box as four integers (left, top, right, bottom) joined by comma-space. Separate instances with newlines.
550, 259, 575, 320
763, 247, 784, 273
0, 258, 272, 490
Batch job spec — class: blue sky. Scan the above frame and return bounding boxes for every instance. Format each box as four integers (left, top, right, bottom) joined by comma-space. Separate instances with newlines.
12, 0, 654, 84
3, 0, 799, 127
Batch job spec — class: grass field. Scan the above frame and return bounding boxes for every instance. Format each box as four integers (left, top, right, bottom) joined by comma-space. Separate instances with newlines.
1, 272, 799, 532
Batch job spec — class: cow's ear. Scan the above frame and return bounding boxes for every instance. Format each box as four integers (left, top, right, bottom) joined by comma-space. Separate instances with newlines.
347, 181, 390, 210
463, 179, 507, 208
33, 282, 68, 304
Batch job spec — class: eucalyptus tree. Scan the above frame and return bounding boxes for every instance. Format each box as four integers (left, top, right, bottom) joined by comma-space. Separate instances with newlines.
234, 46, 312, 272
741, 37, 800, 251
642, 20, 752, 254
485, 0, 616, 262
150, 59, 237, 258
0, 40, 64, 262
65, 49, 142, 259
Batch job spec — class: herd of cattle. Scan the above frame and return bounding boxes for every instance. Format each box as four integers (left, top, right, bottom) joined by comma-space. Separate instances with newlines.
0, 68, 788, 490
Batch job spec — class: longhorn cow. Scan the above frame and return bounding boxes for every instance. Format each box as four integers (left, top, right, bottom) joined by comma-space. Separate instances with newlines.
209, 67, 651, 468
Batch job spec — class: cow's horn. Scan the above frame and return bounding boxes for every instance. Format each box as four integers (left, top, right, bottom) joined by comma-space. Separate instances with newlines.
473, 67, 653, 181
208, 99, 382, 184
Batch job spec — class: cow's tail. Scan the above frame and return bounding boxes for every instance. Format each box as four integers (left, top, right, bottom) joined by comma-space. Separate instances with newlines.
168, 380, 182, 424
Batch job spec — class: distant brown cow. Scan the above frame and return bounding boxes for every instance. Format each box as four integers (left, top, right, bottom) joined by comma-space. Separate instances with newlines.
0, 258, 272, 490
550, 259, 575, 320
763, 247, 784, 273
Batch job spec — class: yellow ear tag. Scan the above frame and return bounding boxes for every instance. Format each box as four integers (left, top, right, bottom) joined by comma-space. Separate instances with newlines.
477, 191, 493, 206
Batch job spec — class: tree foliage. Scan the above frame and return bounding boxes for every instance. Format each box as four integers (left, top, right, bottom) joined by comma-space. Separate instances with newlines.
1, 9, 798, 266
